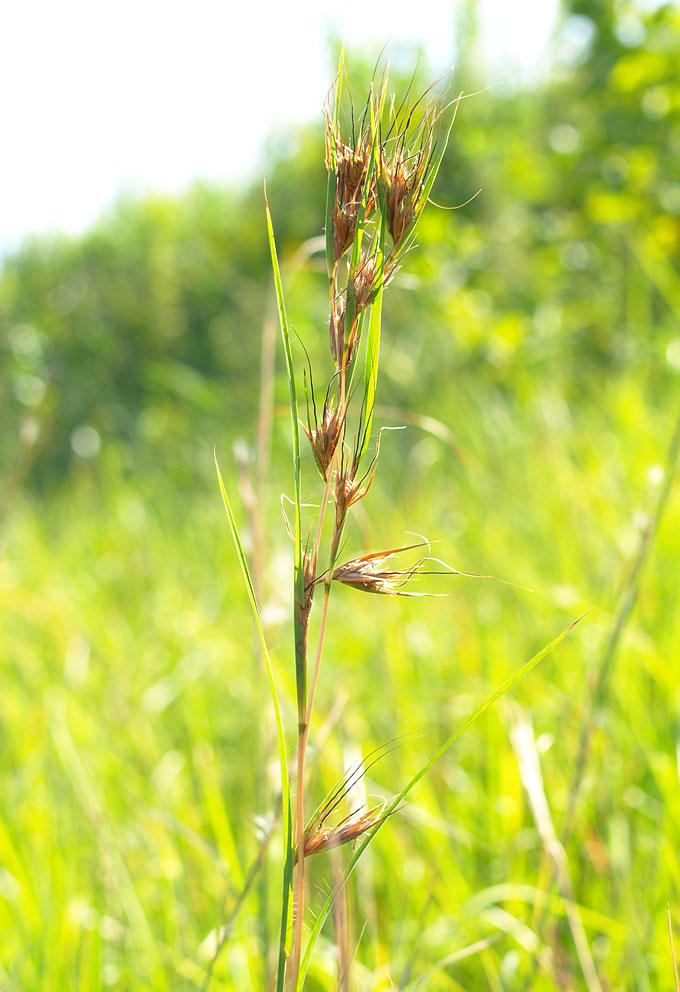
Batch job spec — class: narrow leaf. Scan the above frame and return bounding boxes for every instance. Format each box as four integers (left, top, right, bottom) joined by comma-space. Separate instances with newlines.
265, 192, 309, 718
345, 308, 368, 399
297, 615, 584, 988
264, 193, 303, 588
358, 186, 387, 463
325, 49, 344, 278
214, 455, 293, 992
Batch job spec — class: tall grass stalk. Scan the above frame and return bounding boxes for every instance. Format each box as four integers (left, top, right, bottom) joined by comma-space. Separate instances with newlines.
217, 61, 580, 990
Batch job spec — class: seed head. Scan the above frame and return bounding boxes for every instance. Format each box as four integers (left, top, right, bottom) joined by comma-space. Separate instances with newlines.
298, 549, 315, 626
332, 543, 435, 596
325, 107, 377, 262
328, 295, 347, 366
351, 249, 397, 314
303, 803, 387, 857
303, 364, 346, 481
379, 91, 451, 248
334, 455, 374, 521
333, 423, 396, 524
305, 396, 343, 482
380, 145, 427, 247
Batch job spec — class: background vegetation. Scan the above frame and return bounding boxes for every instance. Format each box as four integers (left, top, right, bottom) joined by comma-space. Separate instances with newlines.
2, 1, 680, 989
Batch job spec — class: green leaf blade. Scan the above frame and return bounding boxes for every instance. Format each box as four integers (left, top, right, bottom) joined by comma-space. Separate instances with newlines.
358, 190, 387, 464
297, 615, 584, 988
325, 48, 344, 279
264, 194, 303, 586
214, 455, 293, 992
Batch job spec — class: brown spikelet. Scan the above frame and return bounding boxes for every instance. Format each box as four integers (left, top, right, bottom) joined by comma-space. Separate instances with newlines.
329, 294, 347, 365
304, 803, 387, 857
329, 292, 363, 369
380, 146, 427, 247
296, 737, 410, 867
303, 362, 346, 480
325, 106, 377, 263
333, 422, 394, 527
304, 397, 343, 482
351, 249, 397, 315
380, 92, 448, 248
298, 549, 315, 626
332, 542, 434, 596
343, 327, 359, 369
334, 456, 373, 521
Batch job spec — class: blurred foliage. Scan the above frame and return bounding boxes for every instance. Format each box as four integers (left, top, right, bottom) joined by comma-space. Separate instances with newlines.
2, 1, 679, 492
2, 2, 680, 991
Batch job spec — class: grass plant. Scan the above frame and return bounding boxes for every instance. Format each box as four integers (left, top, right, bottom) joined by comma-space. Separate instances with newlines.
217, 61, 583, 990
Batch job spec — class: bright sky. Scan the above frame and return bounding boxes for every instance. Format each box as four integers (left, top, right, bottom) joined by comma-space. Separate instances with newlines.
1, 0, 560, 253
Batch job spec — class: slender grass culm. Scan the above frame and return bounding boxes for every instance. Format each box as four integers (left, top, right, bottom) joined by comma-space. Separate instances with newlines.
216, 55, 580, 992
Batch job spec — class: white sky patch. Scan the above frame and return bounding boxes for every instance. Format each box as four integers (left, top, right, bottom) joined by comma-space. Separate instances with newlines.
478, 0, 560, 82
1, 0, 559, 253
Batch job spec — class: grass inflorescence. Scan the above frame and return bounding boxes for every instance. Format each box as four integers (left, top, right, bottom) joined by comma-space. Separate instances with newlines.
218, 57, 583, 991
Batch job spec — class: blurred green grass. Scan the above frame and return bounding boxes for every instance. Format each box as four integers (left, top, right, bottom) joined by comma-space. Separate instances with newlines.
2, 357, 679, 989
